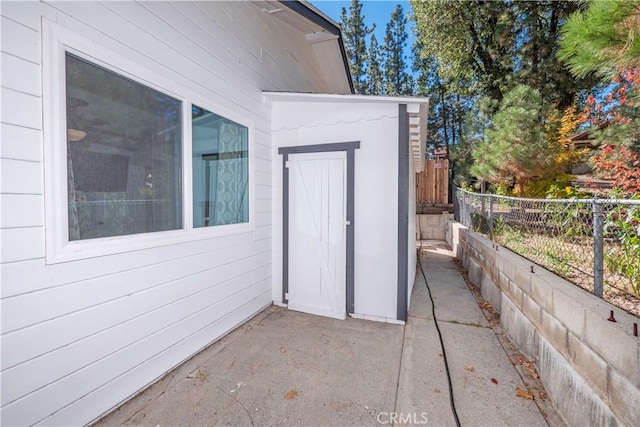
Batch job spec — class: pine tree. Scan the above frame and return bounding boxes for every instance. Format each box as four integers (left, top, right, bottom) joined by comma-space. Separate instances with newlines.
383, 5, 413, 96
412, 38, 472, 157
412, 0, 598, 108
340, 0, 372, 94
471, 85, 558, 196
559, 1, 640, 195
365, 33, 383, 95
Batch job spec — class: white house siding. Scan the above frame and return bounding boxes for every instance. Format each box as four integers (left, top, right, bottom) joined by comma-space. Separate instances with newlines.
270, 101, 400, 320
0, 1, 336, 425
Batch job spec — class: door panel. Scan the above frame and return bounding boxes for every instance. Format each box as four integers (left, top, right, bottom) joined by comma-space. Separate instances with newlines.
288, 152, 346, 320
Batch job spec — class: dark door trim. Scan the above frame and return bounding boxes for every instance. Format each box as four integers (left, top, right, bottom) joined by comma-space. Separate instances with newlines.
397, 104, 409, 321
278, 141, 360, 314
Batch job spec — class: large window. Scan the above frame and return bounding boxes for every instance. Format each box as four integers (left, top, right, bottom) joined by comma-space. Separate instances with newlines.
45, 25, 254, 263
192, 106, 249, 227
65, 53, 183, 240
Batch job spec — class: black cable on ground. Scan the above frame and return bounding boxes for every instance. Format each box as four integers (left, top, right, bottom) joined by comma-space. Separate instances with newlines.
417, 243, 461, 427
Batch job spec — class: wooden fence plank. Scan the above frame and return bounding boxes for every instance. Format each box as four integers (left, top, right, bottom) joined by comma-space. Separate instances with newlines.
416, 159, 448, 205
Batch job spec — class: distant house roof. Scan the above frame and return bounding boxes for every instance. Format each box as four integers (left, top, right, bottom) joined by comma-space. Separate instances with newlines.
569, 121, 611, 148
269, 1, 353, 94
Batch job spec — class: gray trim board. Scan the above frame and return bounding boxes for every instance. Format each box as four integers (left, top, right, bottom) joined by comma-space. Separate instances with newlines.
280, 142, 359, 314
346, 148, 355, 313
397, 104, 409, 322
278, 141, 360, 155
282, 152, 289, 305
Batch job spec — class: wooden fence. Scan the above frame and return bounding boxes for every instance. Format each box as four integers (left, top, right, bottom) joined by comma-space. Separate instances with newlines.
417, 159, 449, 205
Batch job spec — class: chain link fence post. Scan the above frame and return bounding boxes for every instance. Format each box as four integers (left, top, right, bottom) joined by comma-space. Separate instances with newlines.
481, 193, 486, 230
593, 200, 604, 298
488, 195, 494, 241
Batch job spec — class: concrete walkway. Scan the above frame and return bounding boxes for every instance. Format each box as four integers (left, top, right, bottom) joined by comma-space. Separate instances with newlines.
96, 242, 554, 426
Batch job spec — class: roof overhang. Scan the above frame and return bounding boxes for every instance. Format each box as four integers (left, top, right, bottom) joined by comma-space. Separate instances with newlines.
264, 92, 430, 171
407, 102, 429, 172
256, 1, 353, 94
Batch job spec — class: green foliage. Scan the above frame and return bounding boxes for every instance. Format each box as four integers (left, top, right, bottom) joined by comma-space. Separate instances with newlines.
523, 176, 570, 199
451, 97, 497, 188
559, 1, 640, 196
542, 201, 593, 238
559, 1, 640, 80
411, 0, 509, 100
544, 246, 575, 277
604, 203, 640, 294
543, 180, 589, 199
383, 5, 413, 95
471, 85, 559, 195
365, 33, 383, 95
411, 0, 596, 108
340, 0, 373, 94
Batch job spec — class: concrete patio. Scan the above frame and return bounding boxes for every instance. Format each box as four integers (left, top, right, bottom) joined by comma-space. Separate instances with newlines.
95, 242, 559, 426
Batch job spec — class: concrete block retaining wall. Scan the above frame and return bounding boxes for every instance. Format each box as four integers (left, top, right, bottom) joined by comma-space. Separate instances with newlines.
417, 213, 454, 241
446, 221, 640, 426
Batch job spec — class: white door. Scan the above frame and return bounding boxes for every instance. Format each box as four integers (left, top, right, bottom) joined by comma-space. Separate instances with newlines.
288, 151, 347, 320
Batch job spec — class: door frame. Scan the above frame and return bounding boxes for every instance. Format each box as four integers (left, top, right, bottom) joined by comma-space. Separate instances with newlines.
278, 141, 360, 314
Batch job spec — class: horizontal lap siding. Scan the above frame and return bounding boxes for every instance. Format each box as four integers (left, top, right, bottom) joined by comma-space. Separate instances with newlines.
0, 1, 320, 424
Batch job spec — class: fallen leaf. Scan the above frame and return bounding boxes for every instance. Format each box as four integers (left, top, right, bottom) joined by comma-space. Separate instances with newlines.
516, 387, 534, 400
464, 365, 475, 372
491, 378, 498, 384
284, 390, 298, 400
522, 362, 539, 379
434, 389, 441, 394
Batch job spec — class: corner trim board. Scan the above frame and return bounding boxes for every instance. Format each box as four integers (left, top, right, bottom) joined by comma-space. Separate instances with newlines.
397, 104, 409, 321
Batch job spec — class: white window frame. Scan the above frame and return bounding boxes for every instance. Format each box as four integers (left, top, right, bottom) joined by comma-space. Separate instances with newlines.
43, 21, 255, 264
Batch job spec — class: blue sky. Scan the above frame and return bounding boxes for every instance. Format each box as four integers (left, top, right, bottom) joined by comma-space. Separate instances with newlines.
310, 0, 416, 48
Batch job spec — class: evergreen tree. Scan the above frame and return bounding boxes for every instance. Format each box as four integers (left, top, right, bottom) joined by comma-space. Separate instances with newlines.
450, 97, 498, 188
412, 38, 472, 157
383, 5, 413, 96
340, 0, 372, 94
411, 0, 598, 108
559, 1, 640, 80
365, 32, 383, 95
471, 85, 558, 195
559, 0, 640, 195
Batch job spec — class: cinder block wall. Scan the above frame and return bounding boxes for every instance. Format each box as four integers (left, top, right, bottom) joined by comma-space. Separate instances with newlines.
417, 213, 454, 240
447, 221, 640, 426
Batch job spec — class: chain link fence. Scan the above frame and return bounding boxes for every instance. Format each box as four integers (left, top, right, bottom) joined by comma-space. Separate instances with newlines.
453, 187, 640, 317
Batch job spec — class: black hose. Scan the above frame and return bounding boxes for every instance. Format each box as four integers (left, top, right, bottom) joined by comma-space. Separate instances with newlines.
417, 243, 461, 427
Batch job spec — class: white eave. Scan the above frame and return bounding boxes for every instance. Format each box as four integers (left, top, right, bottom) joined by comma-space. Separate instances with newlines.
258, 1, 352, 94
264, 91, 430, 171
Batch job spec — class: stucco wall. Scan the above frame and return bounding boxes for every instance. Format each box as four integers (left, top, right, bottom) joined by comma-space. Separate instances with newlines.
448, 221, 640, 426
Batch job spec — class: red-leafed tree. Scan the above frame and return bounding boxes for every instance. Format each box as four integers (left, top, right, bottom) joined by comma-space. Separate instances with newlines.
559, 1, 640, 196
582, 69, 640, 195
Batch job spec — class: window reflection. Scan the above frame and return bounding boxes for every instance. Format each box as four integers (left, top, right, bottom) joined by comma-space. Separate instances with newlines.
65, 53, 182, 240
192, 106, 249, 227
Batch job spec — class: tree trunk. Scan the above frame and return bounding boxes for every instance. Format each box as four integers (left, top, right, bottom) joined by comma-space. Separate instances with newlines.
517, 179, 525, 197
